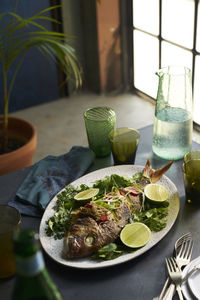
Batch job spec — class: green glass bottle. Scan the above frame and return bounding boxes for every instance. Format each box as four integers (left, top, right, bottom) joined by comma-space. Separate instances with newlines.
11, 229, 63, 300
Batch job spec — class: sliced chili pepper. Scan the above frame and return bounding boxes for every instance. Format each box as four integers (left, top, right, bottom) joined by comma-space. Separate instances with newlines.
124, 187, 140, 196
85, 203, 93, 208
131, 190, 140, 196
100, 215, 108, 222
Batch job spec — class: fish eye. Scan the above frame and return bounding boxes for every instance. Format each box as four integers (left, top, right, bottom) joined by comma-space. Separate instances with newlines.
85, 235, 94, 246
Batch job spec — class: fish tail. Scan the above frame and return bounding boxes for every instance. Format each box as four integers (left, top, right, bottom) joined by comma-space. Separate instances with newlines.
143, 158, 174, 183
142, 158, 153, 178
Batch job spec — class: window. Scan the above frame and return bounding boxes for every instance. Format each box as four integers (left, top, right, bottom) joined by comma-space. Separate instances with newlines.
132, 0, 200, 125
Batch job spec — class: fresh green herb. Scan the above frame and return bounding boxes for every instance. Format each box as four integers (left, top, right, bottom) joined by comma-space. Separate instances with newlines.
132, 172, 143, 182
93, 174, 136, 196
91, 239, 135, 261
45, 205, 72, 240
91, 243, 124, 260
143, 198, 169, 210
133, 204, 169, 232
45, 184, 90, 239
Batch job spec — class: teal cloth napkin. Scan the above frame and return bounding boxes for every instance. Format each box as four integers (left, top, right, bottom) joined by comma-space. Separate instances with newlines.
9, 146, 95, 217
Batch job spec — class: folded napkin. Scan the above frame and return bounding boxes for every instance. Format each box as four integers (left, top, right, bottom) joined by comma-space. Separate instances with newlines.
9, 146, 95, 217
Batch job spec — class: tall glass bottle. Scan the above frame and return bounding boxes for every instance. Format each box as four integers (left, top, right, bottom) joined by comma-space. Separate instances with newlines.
11, 229, 63, 300
152, 66, 193, 160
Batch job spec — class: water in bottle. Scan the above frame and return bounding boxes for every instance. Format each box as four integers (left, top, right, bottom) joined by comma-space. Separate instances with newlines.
11, 229, 64, 300
152, 107, 192, 160
152, 66, 193, 160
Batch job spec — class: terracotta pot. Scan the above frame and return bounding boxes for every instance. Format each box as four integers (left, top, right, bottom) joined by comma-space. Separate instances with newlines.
0, 116, 37, 176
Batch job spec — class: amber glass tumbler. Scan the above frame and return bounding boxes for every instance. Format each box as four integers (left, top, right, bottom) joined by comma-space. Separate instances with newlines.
183, 150, 200, 205
0, 205, 21, 278
109, 127, 140, 165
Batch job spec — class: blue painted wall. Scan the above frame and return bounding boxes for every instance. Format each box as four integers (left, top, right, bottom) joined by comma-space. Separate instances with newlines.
0, 0, 60, 113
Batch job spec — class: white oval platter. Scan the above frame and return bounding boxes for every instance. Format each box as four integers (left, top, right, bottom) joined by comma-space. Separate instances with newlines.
39, 165, 180, 269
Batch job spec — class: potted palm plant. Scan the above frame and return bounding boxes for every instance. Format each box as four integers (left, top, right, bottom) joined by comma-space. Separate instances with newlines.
0, 5, 82, 175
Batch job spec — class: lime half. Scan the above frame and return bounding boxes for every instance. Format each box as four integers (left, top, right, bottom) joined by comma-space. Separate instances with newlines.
74, 188, 99, 201
144, 184, 168, 204
120, 222, 151, 248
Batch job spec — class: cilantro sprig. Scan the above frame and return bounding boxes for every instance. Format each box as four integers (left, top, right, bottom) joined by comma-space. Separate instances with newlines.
91, 243, 124, 261
92, 174, 139, 196
45, 184, 89, 239
133, 205, 169, 232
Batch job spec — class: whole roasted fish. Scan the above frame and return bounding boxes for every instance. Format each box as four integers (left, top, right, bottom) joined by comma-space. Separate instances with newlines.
64, 159, 173, 259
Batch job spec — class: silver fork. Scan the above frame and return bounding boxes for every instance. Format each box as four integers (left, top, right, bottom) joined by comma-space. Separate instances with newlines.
176, 238, 194, 269
174, 232, 192, 251
162, 236, 194, 299
158, 232, 193, 299
165, 257, 184, 300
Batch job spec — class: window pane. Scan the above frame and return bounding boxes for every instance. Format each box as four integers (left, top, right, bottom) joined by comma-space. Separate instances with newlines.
134, 30, 159, 98
133, 0, 159, 35
193, 55, 200, 124
196, 2, 200, 52
161, 41, 193, 70
162, 0, 194, 49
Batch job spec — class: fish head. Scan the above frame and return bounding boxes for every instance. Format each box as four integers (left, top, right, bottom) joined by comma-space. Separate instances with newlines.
64, 217, 100, 259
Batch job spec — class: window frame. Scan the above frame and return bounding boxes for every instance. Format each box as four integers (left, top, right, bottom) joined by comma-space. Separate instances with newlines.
126, 0, 200, 128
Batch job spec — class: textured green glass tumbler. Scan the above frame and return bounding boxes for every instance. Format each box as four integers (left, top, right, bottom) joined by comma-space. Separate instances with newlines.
84, 107, 116, 157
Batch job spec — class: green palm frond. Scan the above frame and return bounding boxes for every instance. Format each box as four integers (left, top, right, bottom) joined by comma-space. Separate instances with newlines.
0, 4, 82, 146
0, 6, 82, 126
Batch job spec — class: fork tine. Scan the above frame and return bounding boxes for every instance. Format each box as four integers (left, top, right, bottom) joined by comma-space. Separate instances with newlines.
171, 258, 176, 271
185, 240, 194, 259
175, 232, 192, 249
177, 239, 194, 259
166, 258, 173, 272
170, 257, 181, 273
177, 242, 185, 258
165, 258, 170, 272
176, 232, 191, 245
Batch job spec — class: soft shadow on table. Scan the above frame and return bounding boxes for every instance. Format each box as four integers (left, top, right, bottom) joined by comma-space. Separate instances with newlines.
44, 246, 157, 282
178, 199, 200, 234
88, 154, 113, 172
42, 232, 180, 300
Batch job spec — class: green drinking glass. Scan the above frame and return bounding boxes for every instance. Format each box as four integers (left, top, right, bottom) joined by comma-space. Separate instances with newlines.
84, 107, 116, 157
109, 127, 140, 165
182, 150, 200, 205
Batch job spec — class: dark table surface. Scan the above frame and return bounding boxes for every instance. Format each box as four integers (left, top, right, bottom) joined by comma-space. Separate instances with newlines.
1, 124, 200, 300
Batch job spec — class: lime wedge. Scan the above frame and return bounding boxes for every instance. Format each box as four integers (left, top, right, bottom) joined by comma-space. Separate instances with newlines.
120, 222, 151, 248
144, 184, 168, 204
74, 188, 99, 201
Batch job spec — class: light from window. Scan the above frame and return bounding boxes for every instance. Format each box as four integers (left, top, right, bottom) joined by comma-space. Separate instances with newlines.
162, 0, 194, 49
133, 30, 159, 98
161, 41, 193, 70
133, 0, 159, 35
196, 3, 200, 52
193, 55, 200, 124
132, 0, 200, 125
